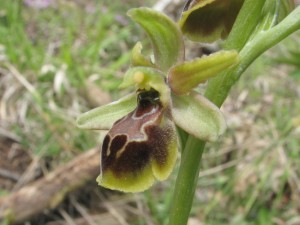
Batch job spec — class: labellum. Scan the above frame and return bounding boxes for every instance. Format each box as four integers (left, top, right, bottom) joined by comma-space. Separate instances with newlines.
97, 89, 178, 192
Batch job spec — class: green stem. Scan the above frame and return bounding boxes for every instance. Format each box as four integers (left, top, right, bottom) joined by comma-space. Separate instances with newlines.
167, 5, 300, 225
224, 0, 266, 51
205, 6, 300, 107
238, 6, 300, 74
168, 137, 205, 225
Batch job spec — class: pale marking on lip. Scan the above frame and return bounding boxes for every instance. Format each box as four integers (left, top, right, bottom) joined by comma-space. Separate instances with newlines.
132, 105, 160, 119
116, 144, 127, 159
106, 135, 112, 157
108, 106, 163, 160
113, 117, 155, 159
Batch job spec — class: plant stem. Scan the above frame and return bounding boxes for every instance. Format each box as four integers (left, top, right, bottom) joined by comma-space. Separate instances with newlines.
167, 5, 300, 225
224, 0, 266, 51
205, 6, 300, 107
167, 136, 205, 225
238, 6, 300, 74
167, 2, 268, 222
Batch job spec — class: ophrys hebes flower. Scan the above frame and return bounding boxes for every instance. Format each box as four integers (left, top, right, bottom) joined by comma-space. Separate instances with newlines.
76, 8, 238, 192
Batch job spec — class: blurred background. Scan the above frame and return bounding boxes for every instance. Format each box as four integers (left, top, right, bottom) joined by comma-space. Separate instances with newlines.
0, 0, 300, 225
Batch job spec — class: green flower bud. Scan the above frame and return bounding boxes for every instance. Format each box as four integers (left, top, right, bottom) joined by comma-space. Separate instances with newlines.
179, 0, 244, 42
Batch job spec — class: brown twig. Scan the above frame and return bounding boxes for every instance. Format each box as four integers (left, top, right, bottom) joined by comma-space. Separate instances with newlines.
0, 169, 20, 182
0, 148, 99, 224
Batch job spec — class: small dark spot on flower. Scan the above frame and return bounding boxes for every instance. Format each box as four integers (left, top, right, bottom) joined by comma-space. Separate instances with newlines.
110, 135, 127, 154
112, 141, 151, 176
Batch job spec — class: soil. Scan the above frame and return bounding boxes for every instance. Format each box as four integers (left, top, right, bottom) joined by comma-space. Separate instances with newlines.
0, 138, 32, 190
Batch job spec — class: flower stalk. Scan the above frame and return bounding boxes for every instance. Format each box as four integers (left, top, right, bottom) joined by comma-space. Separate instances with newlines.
168, 137, 205, 225
168, 1, 300, 225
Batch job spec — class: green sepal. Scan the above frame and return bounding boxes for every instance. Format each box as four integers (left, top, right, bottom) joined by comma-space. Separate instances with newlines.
128, 7, 184, 71
76, 93, 136, 130
168, 50, 239, 95
179, 0, 244, 42
172, 93, 226, 141
120, 67, 170, 106
131, 42, 155, 68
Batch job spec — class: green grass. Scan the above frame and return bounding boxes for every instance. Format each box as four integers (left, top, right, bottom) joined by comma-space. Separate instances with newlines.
1, 1, 299, 225
0, 0, 142, 160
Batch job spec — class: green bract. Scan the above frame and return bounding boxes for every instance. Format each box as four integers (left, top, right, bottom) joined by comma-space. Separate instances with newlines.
250, 0, 296, 38
76, 8, 238, 192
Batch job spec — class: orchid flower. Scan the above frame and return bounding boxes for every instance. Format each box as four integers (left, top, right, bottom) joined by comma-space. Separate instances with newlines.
180, 0, 245, 42
76, 8, 238, 192
179, 0, 294, 43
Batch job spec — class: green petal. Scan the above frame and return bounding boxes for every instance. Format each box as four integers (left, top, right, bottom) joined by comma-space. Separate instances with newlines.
131, 42, 155, 68
76, 93, 136, 130
168, 50, 239, 95
172, 93, 226, 141
179, 0, 244, 42
128, 7, 184, 71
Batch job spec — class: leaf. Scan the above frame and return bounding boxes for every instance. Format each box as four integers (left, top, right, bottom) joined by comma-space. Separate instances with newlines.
128, 7, 184, 71
168, 50, 239, 95
172, 92, 226, 141
76, 93, 136, 130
